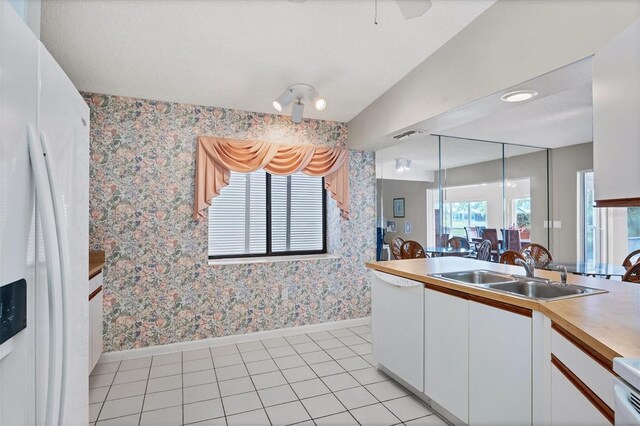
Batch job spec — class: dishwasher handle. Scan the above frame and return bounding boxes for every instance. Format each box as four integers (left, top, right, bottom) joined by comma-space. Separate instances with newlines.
372, 270, 424, 288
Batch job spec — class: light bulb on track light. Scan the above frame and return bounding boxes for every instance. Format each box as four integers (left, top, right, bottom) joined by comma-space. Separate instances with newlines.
310, 89, 326, 111
273, 89, 294, 112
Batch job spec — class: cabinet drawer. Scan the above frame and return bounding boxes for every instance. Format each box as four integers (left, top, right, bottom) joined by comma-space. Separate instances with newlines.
551, 324, 616, 410
551, 362, 611, 425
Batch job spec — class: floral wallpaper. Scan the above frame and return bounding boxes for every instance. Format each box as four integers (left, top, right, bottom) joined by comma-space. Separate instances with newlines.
84, 93, 376, 351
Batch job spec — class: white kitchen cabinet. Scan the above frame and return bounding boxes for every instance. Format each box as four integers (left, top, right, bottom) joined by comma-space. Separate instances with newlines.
424, 288, 469, 424
371, 271, 424, 392
469, 300, 532, 425
88, 272, 103, 372
593, 17, 640, 204
551, 363, 610, 425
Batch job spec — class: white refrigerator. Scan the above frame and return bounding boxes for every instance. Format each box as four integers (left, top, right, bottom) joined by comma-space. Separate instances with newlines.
0, 1, 90, 424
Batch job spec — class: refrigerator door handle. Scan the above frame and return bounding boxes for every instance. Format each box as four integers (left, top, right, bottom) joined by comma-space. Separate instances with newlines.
39, 130, 71, 425
27, 125, 64, 426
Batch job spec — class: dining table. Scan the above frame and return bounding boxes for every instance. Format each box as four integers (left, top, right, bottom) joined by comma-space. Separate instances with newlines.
541, 261, 627, 279
424, 247, 505, 262
423, 246, 475, 257
471, 237, 531, 248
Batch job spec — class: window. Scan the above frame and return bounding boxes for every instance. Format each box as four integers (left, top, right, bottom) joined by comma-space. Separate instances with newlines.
443, 201, 488, 237
208, 170, 326, 258
512, 198, 531, 228
628, 207, 640, 252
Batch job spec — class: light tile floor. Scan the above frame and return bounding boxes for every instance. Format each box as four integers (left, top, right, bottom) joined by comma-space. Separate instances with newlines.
89, 321, 447, 426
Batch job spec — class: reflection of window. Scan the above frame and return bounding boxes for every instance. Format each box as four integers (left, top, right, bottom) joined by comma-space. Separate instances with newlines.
580, 171, 598, 263
628, 208, 640, 252
208, 170, 326, 258
512, 198, 531, 228
443, 201, 487, 237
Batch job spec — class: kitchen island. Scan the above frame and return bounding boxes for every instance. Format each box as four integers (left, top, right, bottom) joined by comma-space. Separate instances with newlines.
366, 257, 640, 425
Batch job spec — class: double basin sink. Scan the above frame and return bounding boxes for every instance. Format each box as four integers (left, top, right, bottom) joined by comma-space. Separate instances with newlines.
431, 270, 607, 301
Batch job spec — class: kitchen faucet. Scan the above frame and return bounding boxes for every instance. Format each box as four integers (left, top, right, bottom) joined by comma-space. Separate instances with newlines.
556, 265, 569, 286
515, 249, 536, 278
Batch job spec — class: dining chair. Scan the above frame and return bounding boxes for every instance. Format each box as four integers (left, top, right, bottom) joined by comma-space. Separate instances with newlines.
520, 243, 553, 268
436, 233, 449, 248
476, 240, 492, 262
482, 228, 501, 261
464, 226, 478, 241
391, 237, 405, 260
622, 261, 640, 283
622, 249, 640, 270
447, 236, 470, 250
499, 250, 526, 266
476, 226, 486, 239
503, 229, 521, 251
401, 240, 428, 259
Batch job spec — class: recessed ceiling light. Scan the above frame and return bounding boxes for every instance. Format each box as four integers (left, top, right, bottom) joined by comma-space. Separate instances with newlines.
500, 90, 538, 103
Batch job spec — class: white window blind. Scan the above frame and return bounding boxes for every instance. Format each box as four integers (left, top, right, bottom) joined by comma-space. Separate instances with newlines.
208, 170, 325, 258
208, 171, 266, 257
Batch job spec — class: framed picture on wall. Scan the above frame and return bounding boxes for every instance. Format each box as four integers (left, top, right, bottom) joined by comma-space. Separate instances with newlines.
386, 220, 397, 233
404, 221, 412, 234
393, 198, 405, 218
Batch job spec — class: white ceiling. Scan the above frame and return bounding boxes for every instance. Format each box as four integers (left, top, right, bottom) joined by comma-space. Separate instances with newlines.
384, 57, 593, 149
376, 57, 594, 181
40, 0, 494, 122
440, 82, 592, 148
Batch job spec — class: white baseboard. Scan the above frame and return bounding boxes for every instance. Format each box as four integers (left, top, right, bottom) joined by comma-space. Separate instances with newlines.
98, 316, 371, 363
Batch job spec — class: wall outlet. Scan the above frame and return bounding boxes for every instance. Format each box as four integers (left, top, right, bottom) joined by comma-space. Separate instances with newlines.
281, 287, 289, 300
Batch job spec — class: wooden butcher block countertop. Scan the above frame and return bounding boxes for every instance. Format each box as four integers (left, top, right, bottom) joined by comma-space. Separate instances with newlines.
366, 257, 640, 363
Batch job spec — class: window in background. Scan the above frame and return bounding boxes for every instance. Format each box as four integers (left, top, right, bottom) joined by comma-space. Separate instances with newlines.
443, 201, 487, 237
512, 198, 531, 228
628, 207, 640, 252
208, 170, 325, 258
580, 171, 598, 263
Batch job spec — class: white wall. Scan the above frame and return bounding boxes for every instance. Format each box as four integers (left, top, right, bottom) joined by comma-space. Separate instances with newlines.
348, 0, 640, 150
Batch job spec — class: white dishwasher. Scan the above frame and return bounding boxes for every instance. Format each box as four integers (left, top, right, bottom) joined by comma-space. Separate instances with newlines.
371, 270, 424, 392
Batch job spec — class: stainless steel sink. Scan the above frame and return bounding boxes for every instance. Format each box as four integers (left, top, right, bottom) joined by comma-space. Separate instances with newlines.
483, 278, 607, 301
433, 270, 515, 285
430, 270, 608, 301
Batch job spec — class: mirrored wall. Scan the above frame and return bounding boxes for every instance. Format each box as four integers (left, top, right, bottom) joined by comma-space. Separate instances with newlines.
375, 135, 549, 261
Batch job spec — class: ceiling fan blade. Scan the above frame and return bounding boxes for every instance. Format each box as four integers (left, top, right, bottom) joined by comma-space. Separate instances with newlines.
395, 0, 432, 20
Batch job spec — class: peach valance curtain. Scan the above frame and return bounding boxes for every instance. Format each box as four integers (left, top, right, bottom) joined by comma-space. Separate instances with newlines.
194, 136, 350, 220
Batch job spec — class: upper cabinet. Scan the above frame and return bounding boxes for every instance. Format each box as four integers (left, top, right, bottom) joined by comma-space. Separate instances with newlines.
593, 18, 640, 206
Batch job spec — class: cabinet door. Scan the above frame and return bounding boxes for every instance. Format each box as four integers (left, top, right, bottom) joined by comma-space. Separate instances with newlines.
425, 289, 469, 424
593, 18, 640, 202
551, 364, 610, 425
469, 301, 532, 425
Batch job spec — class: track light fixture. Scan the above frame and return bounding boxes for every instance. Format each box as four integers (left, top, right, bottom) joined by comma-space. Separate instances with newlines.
273, 83, 326, 122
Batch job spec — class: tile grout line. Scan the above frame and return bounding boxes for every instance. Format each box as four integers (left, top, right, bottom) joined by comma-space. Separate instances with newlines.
208, 345, 228, 424
234, 340, 278, 425
137, 357, 153, 426
308, 327, 402, 425
92, 359, 121, 425
180, 351, 185, 426
290, 332, 366, 425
